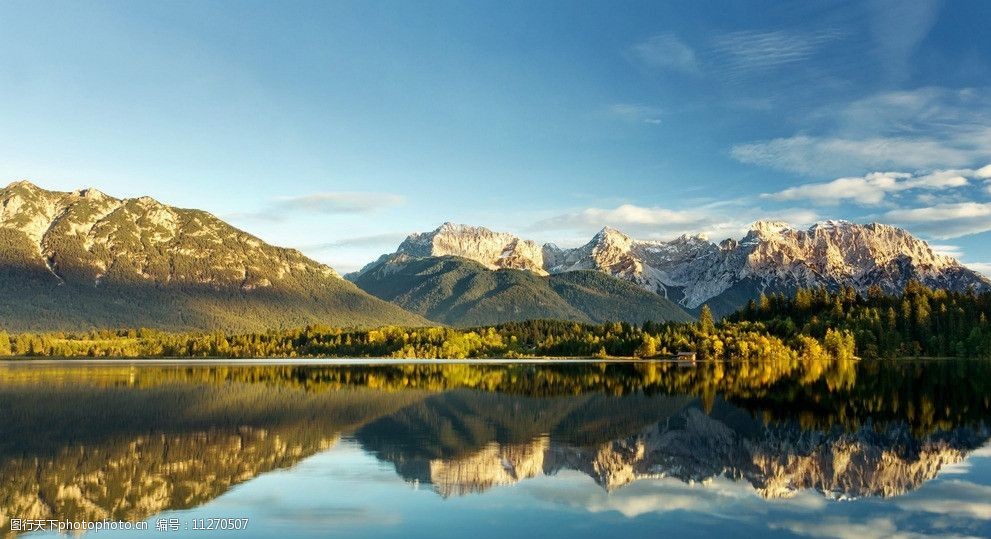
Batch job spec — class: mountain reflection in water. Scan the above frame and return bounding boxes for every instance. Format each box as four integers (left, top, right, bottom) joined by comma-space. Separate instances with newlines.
0, 359, 989, 537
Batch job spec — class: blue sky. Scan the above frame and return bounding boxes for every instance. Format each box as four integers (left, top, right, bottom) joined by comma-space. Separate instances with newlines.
1, 0, 990, 273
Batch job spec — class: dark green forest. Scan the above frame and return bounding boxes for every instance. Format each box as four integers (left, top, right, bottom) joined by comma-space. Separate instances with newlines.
0, 282, 988, 360
729, 281, 991, 359
0, 307, 853, 360
348, 256, 693, 325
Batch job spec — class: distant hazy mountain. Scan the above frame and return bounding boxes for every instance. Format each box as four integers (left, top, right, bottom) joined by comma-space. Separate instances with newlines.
348, 255, 693, 326
354, 221, 991, 317
0, 181, 429, 331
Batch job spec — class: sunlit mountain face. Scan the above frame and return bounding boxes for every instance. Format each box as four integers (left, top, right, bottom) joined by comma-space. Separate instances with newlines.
1, 360, 989, 538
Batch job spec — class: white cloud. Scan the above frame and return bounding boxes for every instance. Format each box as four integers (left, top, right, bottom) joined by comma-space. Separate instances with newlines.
771, 516, 938, 539
527, 203, 818, 243
524, 472, 824, 519
534, 203, 709, 228
764, 168, 975, 206
913, 170, 973, 189
929, 244, 963, 258
978, 164, 991, 179
629, 33, 698, 73
895, 479, 991, 521
529, 203, 730, 241
967, 262, 991, 278
767, 173, 907, 205
884, 202, 991, 239
608, 104, 663, 125
972, 443, 991, 458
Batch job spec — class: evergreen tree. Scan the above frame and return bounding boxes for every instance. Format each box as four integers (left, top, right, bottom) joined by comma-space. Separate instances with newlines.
698, 304, 716, 334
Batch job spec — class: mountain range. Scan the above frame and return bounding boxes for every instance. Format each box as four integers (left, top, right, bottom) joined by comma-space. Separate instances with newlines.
0, 181, 428, 332
351, 221, 991, 317
2, 180, 989, 332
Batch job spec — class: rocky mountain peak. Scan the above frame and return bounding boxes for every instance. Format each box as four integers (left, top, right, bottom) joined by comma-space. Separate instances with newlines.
392, 222, 546, 274
4, 180, 22, 190
672, 232, 711, 245
585, 227, 637, 268
0, 181, 429, 331
0, 181, 347, 289
4, 179, 45, 192
72, 187, 110, 200
590, 226, 633, 251
593, 226, 630, 241
358, 219, 990, 316
2, 180, 50, 203
747, 220, 792, 238
436, 221, 467, 233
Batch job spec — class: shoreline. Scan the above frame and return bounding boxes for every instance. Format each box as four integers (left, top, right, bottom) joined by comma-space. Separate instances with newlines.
1, 356, 978, 367
0, 356, 684, 366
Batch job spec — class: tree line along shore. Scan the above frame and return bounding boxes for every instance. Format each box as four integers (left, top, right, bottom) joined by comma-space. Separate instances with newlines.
0, 282, 988, 361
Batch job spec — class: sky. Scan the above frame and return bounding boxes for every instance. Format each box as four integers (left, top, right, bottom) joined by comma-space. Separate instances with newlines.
1, 0, 990, 273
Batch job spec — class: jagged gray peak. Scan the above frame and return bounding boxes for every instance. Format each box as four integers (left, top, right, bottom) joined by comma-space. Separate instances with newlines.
355, 220, 991, 316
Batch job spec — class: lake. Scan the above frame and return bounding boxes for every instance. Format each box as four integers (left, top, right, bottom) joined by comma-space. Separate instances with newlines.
1, 359, 989, 538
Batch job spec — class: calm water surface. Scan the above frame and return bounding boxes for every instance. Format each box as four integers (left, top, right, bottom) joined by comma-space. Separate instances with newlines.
1, 359, 989, 538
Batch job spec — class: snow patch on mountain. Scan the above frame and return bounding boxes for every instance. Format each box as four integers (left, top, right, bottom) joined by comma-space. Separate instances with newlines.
354, 220, 991, 314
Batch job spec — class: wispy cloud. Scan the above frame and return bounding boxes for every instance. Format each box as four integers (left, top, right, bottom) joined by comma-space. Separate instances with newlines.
608, 104, 663, 125
732, 88, 991, 175
884, 202, 991, 239
274, 192, 405, 214
869, 0, 941, 81
762, 167, 978, 206
710, 30, 840, 74
830, 87, 986, 136
732, 135, 990, 176
230, 191, 406, 222
629, 29, 841, 84
294, 232, 408, 252
629, 33, 698, 73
